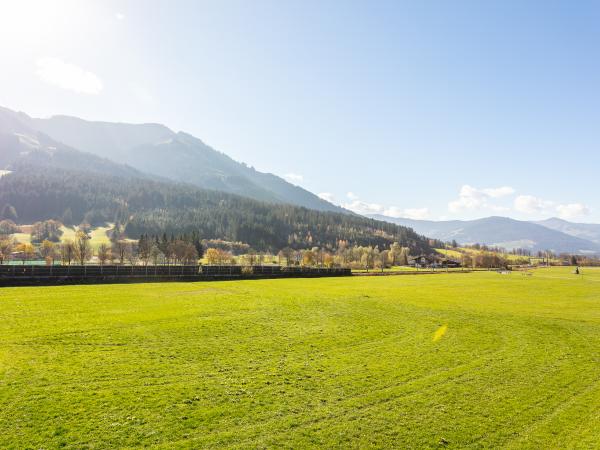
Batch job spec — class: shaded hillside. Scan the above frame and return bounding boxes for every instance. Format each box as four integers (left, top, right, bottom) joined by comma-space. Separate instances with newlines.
0, 107, 144, 179
10, 109, 347, 213
0, 167, 430, 253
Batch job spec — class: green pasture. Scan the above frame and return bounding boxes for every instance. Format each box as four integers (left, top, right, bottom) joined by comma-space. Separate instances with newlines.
1, 267, 599, 448
8, 232, 31, 244
436, 247, 534, 263
59, 225, 113, 249
9, 224, 113, 249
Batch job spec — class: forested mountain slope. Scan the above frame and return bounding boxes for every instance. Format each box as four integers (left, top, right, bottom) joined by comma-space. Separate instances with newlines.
7, 108, 347, 213
0, 167, 430, 253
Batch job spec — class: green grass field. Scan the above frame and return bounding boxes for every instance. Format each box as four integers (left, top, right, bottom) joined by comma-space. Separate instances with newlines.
436, 247, 536, 263
1, 267, 599, 448
9, 224, 113, 249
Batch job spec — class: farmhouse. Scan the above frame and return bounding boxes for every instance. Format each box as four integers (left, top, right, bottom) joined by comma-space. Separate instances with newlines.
439, 258, 462, 268
408, 255, 437, 268
408, 255, 461, 268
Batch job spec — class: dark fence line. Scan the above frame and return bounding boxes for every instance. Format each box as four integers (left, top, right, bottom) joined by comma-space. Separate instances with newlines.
0, 264, 352, 286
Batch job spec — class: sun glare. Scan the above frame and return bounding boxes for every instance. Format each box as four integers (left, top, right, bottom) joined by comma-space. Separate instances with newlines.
0, 0, 102, 53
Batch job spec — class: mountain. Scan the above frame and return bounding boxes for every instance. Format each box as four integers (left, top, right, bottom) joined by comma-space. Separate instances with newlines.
0, 107, 144, 178
536, 218, 600, 244
369, 215, 600, 255
11, 109, 346, 213
0, 105, 431, 252
0, 166, 431, 253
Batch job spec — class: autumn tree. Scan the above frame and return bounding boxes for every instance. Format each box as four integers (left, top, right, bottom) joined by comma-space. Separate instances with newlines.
399, 247, 410, 266
360, 247, 375, 271
302, 250, 315, 266
390, 242, 402, 265
0, 220, 19, 235
375, 250, 389, 272
323, 252, 334, 268
205, 248, 220, 265
31, 220, 63, 243
16, 242, 36, 264
75, 230, 92, 265
40, 240, 57, 265
0, 238, 14, 264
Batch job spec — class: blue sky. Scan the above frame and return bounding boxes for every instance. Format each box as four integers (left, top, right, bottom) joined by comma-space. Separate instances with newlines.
1, 0, 599, 222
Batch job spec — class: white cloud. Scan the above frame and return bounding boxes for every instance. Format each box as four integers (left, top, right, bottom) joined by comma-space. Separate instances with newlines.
340, 193, 429, 219
318, 192, 335, 203
401, 207, 430, 220
116, 12, 125, 20
381, 206, 429, 220
381, 206, 404, 218
483, 186, 515, 198
284, 173, 303, 183
343, 199, 385, 215
514, 195, 590, 220
36, 57, 103, 95
556, 203, 590, 220
448, 185, 515, 213
514, 195, 554, 214
448, 185, 487, 212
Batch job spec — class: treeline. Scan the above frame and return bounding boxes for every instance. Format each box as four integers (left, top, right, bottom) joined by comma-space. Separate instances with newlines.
202, 242, 413, 270
0, 167, 431, 253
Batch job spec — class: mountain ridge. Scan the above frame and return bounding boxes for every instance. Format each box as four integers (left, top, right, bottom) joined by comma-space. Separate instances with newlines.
535, 217, 600, 244
7, 108, 347, 213
0, 107, 145, 179
368, 214, 600, 255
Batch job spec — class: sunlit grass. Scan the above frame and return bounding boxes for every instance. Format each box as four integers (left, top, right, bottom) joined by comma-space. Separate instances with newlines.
10, 224, 113, 250
1, 267, 599, 448
8, 232, 31, 244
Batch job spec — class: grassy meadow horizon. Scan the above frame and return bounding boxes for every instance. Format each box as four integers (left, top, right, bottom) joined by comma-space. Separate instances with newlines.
1, 267, 599, 448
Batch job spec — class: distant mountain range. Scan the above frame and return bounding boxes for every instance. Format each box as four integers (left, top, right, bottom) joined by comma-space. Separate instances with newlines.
369, 215, 600, 255
1, 108, 345, 213
535, 218, 600, 245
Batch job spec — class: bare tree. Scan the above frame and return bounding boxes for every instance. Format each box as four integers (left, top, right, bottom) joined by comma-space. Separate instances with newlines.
112, 240, 128, 265
278, 247, 294, 266
97, 243, 112, 266
126, 242, 139, 266
150, 245, 163, 265
75, 231, 92, 265
138, 235, 152, 266
60, 240, 75, 265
